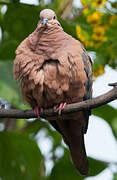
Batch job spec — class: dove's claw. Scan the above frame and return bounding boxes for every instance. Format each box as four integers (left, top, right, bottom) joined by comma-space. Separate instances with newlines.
58, 102, 66, 115
34, 106, 40, 119
62, 102, 67, 109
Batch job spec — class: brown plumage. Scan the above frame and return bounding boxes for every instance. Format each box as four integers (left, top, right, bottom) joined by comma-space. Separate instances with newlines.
13, 9, 93, 176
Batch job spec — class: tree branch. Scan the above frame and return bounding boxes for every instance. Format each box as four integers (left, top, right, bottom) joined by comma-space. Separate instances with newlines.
68, 8, 84, 22
0, 83, 117, 119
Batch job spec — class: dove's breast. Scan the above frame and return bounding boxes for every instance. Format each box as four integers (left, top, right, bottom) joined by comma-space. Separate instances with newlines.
33, 51, 87, 108
14, 32, 87, 109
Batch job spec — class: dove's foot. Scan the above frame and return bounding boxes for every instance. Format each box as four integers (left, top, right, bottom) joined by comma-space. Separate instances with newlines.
34, 106, 40, 119
34, 106, 43, 119
57, 102, 66, 115
54, 103, 66, 115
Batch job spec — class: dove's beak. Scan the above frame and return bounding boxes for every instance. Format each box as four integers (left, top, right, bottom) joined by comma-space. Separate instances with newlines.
42, 18, 49, 25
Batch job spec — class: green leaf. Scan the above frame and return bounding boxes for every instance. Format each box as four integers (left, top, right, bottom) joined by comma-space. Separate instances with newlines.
10, 0, 20, 3
48, 149, 107, 179
0, 131, 43, 180
0, 61, 27, 109
0, 39, 18, 60
48, 149, 83, 180
114, 173, 117, 180
92, 105, 117, 139
88, 157, 107, 176
3, 4, 43, 42
23, 120, 47, 136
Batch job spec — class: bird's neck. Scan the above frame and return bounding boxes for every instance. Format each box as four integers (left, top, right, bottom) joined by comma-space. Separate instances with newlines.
28, 26, 67, 53
39, 26, 66, 46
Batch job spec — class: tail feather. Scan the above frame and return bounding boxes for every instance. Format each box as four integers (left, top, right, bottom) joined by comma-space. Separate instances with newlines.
69, 133, 89, 176
51, 112, 89, 176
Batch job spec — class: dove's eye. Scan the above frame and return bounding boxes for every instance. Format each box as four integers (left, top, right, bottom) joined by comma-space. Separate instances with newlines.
53, 16, 56, 20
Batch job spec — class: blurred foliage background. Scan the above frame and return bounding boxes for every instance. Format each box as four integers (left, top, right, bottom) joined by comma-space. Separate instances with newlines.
0, 0, 117, 179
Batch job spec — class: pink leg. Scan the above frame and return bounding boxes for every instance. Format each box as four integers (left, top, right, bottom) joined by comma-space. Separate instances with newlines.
62, 102, 67, 109
34, 106, 44, 119
34, 106, 40, 119
58, 102, 66, 115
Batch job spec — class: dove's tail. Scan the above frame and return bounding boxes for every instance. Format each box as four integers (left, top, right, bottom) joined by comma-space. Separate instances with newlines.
67, 112, 89, 176
69, 131, 89, 176
57, 112, 89, 176
51, 111, 89, 176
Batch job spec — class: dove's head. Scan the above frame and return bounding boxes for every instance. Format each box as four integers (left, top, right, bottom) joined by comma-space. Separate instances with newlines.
38, 9, 62, 29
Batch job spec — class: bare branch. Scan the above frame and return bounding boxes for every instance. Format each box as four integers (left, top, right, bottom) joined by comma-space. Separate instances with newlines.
0, 84, 117, 119
68, 8, 84, 22
61, 0, 73, 20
